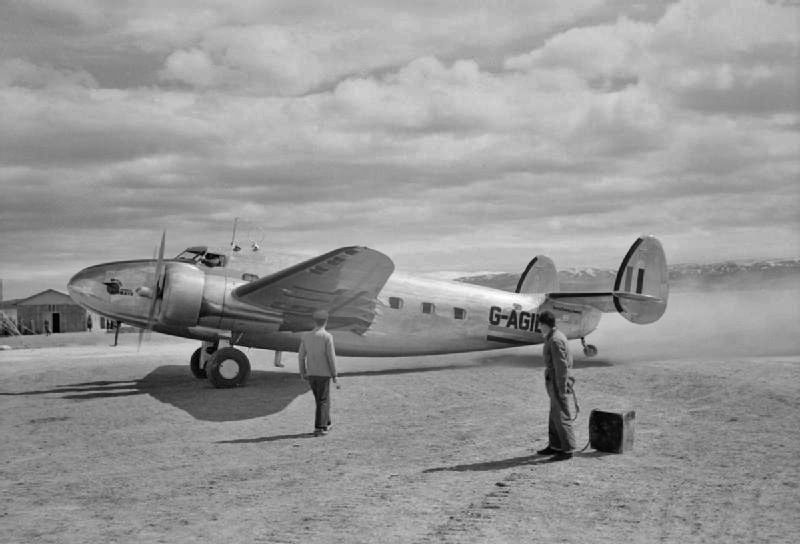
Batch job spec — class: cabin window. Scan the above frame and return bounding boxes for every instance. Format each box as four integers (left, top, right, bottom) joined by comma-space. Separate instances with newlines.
453, 307, 467, 320
422, 302, 435, 314
388, 297, 403, 309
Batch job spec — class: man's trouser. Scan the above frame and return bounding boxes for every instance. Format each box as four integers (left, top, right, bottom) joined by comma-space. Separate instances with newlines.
308, 376, 331, 429
546, 379, 577, 452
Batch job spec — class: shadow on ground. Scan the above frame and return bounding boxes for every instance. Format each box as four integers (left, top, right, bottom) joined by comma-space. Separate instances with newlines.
0, 366, 308, 422
478, 352, 614, 369
423, 450, 614, 472
1, 352, 613, 422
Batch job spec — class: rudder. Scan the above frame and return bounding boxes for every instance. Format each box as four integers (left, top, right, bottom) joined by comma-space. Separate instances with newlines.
516, 255, 559, 293
613, 236, 668, 324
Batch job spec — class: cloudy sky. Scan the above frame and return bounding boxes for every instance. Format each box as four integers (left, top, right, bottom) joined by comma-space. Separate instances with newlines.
1, 0, 798, 299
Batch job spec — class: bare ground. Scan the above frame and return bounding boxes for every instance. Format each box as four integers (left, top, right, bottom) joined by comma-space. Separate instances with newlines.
1, 290, 799, 543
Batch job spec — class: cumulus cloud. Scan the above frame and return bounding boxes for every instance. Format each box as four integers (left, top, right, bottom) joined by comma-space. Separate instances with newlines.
0, 0, 797, 298
649, 0, 800, 114
159, 25, 327, 95
0, 58, 97, 88
504, 17, 651, 90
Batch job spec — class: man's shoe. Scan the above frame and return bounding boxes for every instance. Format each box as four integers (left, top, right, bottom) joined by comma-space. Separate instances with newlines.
537, 446, 559, 455
552, 451, 573, 461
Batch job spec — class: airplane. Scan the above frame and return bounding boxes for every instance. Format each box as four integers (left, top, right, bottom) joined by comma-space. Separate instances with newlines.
67, 234, 668, 388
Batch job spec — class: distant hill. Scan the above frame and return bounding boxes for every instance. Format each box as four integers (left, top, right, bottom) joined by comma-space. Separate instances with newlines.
456, 258, 800, 292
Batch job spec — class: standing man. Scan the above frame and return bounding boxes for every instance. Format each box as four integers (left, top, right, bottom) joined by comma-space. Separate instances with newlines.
298, 310, 339, 436
536, 310, 577, 460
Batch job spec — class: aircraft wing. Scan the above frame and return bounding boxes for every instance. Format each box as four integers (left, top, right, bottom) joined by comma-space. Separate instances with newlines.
232, 246, 395, 333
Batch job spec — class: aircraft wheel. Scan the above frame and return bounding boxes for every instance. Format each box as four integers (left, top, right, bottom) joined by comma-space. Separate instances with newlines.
207, 347, 251, 388
189, 348, 207, 379
583, 344, 598, 357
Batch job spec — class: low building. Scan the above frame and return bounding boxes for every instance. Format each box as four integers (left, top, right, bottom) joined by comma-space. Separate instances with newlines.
16, 289, 88, 334
1, 298, 21, 335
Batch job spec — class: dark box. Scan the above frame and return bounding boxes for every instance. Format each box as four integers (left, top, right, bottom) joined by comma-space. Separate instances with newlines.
589, 409, 635, 453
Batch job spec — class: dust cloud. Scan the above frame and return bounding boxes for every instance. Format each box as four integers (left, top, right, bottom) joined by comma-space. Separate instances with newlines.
585, 287, 800, 364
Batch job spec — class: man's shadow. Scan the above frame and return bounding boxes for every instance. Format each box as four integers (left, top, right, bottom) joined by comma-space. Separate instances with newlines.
423, 450, 613, 473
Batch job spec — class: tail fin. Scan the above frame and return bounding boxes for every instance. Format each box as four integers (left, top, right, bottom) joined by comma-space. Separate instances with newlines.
516, 255, 559, 293
612, 235, 668, 324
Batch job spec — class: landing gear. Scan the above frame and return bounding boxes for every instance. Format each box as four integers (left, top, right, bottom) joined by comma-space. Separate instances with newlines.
581, 337, 598, 357
189, 340, 218, 379
206, 346, 251, 388
190, 348, 205, 378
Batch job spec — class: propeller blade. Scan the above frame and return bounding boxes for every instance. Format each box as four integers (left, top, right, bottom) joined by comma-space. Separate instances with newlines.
138, 230, 166, 351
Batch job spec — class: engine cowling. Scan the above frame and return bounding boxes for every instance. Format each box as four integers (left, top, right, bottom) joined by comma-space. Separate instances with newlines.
159, 262, 205, 326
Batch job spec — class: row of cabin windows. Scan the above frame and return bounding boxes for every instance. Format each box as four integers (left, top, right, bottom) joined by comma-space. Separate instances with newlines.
388, 297, 467, 320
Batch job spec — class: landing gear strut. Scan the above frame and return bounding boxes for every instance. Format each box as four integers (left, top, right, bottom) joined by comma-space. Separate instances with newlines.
190, 340, 218, 379
581, 337, 598, 357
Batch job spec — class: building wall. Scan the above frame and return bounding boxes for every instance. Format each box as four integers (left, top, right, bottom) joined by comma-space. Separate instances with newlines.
17, 303, 87, 334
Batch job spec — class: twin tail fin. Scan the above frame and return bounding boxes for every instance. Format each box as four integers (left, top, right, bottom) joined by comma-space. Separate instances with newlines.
518, 235, 669, 325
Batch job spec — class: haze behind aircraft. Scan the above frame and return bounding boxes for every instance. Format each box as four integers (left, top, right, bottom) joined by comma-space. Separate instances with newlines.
67, 234, 669, 388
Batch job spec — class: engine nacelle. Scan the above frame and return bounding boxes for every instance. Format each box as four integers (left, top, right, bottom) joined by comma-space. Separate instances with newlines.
159, 262, 205, 326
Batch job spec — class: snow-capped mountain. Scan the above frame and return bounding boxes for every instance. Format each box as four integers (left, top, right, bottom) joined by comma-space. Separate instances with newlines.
456, 258, 800, 292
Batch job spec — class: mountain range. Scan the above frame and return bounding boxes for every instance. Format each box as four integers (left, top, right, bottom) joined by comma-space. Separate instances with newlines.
456, 258, 800, 292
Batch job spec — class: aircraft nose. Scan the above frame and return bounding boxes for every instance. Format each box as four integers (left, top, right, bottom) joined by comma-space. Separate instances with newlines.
67, 261, 154, 325
68, 264, 113, 311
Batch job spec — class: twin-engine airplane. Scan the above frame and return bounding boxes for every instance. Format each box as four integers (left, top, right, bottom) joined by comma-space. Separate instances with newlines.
67, 235, 668, 388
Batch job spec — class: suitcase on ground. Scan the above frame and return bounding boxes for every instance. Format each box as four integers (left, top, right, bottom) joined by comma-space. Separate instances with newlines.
589, 409, 635, 453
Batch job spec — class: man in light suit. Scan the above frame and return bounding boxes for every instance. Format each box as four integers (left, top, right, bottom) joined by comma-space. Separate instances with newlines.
298, 310, 339, 436
536, 310, 577, 460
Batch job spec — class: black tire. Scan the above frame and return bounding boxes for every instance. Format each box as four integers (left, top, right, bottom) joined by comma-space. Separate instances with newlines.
206, 347, 250, 388
190, 348, 207, 379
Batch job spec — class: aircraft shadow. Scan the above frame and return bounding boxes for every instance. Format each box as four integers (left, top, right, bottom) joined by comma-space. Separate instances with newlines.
478, 352, 614, 369
1, 366, 309, 423
1, 354, 613, 422
339, 353, 612, 379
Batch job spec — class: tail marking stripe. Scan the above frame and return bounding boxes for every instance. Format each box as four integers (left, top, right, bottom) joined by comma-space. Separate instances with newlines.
636, 269, 645, 294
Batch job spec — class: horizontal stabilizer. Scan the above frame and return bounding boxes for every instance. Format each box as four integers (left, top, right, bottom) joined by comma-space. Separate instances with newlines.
547, 292, 615, 312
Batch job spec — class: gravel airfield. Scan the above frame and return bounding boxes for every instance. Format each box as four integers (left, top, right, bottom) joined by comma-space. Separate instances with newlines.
1, 289, 799, 543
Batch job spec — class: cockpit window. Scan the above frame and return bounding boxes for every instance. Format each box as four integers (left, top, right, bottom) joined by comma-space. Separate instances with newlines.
175, 247, 226, 268
175, 247, 206, 263
202, 253, 225, 267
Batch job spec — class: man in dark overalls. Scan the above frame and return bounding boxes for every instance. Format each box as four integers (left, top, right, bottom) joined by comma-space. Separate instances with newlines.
536, 310, 576, 460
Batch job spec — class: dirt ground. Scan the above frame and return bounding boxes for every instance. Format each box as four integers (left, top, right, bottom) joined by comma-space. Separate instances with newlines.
1, 290, 799, 543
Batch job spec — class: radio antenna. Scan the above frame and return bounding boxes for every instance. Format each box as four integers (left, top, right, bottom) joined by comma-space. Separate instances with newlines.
230, 217, 240, 251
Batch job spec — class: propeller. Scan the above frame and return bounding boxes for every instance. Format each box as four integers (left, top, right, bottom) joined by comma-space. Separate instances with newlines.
138, 230, 166, 351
